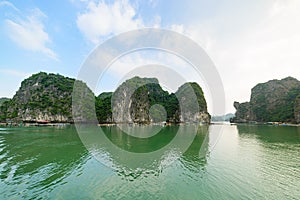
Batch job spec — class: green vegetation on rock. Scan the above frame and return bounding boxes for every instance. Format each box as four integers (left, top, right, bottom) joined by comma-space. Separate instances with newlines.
0, 98, 9, 107
95, 92, 113, 123
110, 77, 209, 124
0, 72, 94, 123
0, 73, 210, 124
233, 77, 300, 123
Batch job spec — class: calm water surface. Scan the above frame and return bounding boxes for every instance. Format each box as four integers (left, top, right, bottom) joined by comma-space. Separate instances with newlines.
0, 124, 299, 199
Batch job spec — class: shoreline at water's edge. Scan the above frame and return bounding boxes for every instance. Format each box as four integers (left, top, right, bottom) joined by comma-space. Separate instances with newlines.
2, 121, 300, 128
230, 122, 300, 127
0, 121, 212, 127
3, 121, 300, 127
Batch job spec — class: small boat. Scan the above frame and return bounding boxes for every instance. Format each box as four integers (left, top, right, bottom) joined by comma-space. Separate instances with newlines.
37, 120, 50, 124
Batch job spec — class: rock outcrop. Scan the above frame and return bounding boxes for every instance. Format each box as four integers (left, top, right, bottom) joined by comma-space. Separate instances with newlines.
294, 94, 300, 123
0, 72, 94, 123
233, 77, 300, 123
0, 73, 210, 124
233, 102, 252, 123
106, 77, 210, 124
175, 82, 210, 123
111, 77, 166, 124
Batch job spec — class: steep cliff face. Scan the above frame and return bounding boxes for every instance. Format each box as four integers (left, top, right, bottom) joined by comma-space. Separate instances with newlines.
109, 77, 210, 124
0, 73, 210, 124
233, 102, 252, 122
111, 77, 169, 124
234, 77, 300, 123
176, 82, 210, 123
250, 77, 300, 122
294, 95, 300, 123
0, 72, 94, 123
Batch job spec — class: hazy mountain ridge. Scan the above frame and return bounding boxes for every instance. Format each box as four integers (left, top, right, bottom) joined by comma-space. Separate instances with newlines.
212, 113, 235, 122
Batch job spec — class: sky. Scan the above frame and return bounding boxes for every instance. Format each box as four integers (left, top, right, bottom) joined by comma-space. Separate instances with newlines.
1, 0, 300, 115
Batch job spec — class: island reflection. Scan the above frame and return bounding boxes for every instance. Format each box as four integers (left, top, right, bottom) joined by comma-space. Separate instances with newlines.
77, 124, 210, 180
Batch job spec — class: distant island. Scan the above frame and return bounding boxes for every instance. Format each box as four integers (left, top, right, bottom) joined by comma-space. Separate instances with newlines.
0, 72, 210, 125
232, 77, 300, 124
211, 113, 235, 122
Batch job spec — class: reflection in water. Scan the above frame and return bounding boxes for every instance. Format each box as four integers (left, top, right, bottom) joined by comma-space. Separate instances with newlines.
0, 126, 88, 199
180, 125, 209, 172
237, 124, 300, 144
0, 125, 299, 199
103, 125, 180, 153
0, 124, 210, 198
78, 124, 209, 181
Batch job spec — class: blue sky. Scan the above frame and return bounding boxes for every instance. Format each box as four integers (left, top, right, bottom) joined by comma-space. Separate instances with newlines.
1, 0, 300, 114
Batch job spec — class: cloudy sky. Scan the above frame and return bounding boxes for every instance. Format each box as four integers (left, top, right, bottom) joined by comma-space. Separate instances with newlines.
1, 0, 300, 115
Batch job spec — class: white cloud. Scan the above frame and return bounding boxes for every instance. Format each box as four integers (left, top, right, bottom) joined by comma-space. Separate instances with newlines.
0, 1, 19, 11
95, 49, 216, 112
218, 0, 300, 110
76, 0, 300, 114
169, 23, 217, 54
168, 0, 300, 114
5, 8, 58, 60
76, 0, 145, 44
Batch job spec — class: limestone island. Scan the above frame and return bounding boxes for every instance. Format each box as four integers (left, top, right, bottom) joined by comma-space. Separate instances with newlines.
0, 72, 210, 126
232, 77, 300, 125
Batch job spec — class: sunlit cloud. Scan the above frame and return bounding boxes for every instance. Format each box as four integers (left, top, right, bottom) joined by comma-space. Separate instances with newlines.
5, 8, 58, 60
0, 0, 19, 11
77, 0, 144, 44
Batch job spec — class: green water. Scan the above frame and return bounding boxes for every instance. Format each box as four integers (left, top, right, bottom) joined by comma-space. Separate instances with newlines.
0, 125, 299, 199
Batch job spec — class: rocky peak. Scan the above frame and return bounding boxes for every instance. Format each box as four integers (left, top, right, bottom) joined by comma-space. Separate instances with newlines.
0, 72, 94, 123
233, 77, 300, 123
109, 77, 210, 124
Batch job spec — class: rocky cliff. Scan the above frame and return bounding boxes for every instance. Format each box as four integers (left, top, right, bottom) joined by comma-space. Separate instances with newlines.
233, 77, 300, 123
0, 72, 94, 123
0, 73, 210, 124
233, 102, 252, 122
106, 76, 210, 124
111, 77, 169, 124
294, 95, 300, 123
175, 82, 210, 123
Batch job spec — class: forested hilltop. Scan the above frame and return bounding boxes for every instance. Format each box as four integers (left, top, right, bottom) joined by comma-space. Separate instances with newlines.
0, 72, 210, 124
0, 98, 10, 107
233, 77, 300, 123
97, 77, 210, 124
0, 72, 94, 123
